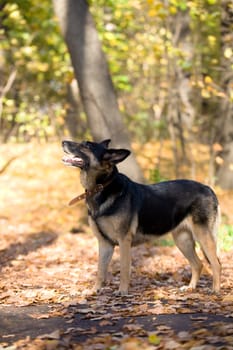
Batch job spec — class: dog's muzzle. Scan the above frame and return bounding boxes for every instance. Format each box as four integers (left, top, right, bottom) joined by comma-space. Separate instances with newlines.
62, 154, 84, 167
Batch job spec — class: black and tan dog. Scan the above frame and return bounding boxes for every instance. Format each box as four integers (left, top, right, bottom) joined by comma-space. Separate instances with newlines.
62, 139, 221, 295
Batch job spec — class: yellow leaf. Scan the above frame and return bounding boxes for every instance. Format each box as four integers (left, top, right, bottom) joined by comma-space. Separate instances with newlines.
215, 156, 224, 165
224, 48, 232, 59
148, 333, 161, 345
201, 88, 211, 99
148, 8, 157, 17
213, 143, 223, 152
204, 76, 213, 84
169, 5, 177, 14
208, 35, 217, 47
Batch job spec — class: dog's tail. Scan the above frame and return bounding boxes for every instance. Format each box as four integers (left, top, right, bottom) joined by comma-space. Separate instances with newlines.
213, 205, 221, 247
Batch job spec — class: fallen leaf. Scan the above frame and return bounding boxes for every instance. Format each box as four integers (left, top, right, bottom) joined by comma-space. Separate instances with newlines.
38, 330, 60, 340
190, 316, 208, 321
75, 308, 95, 314
29, 313, 50, 319
99, 320, 113, 326
148, 333, 161, 345
177, 331, 192, 341
164, 339, 180, 349
222, 294, 233, 303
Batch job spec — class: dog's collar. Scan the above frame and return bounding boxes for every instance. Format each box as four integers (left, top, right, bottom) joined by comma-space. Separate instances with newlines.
68, 178, 113, 206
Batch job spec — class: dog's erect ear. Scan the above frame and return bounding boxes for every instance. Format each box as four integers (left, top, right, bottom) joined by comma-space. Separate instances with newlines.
100, 139, 111, 148
103, 148, 131, 164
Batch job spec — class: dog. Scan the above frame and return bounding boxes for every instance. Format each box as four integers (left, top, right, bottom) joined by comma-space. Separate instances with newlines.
62, 139, 221, 295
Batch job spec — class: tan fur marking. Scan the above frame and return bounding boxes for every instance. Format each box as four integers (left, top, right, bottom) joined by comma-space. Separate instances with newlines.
118, 232, 133, 295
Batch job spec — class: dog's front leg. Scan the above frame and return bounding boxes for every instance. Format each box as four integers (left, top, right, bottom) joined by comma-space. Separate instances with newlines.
118, 234, 132, 295
95, 237, 114, 292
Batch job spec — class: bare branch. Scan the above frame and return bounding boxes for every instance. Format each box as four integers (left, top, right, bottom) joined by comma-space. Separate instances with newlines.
0, 69, 17, 120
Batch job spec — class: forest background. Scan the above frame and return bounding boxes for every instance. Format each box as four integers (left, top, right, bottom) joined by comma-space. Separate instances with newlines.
0, 0, 233, 239
1, 2, 233, 348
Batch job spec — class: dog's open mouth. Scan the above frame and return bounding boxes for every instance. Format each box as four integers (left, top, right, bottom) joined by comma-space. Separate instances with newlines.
62, 154, 84, 167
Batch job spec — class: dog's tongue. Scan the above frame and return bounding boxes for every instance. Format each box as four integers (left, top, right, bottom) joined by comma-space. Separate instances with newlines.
62, 155, 73, 164
62, 155, 83, 166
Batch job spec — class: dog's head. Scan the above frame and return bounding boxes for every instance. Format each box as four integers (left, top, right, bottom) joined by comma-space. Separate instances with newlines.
62, 139, 130, 173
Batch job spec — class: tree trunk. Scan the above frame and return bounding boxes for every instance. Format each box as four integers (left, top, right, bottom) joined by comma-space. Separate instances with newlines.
65, 79, 86, 139
217, 142, 233, 189
216, 0, 233, 189
216, 105, 233, 189
52, 0, 144, 182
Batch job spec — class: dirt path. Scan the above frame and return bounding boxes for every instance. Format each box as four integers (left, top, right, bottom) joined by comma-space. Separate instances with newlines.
1, 302, 233, 349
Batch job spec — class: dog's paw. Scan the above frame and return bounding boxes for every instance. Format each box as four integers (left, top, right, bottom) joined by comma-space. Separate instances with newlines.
205, 287, 221, 296
113, 289, 131, 297
94, 281, 106, 293
179, 285, 195, 292
92, 285, 103, 295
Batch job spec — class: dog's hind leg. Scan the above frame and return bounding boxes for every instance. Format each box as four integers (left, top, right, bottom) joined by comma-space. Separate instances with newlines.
193, 224, 221, 292
172, 229, 203, 290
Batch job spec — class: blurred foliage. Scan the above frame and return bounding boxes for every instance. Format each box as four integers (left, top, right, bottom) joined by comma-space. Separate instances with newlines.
149, 167, 167, 183
0, 0, 232, 149
90, 0, 232, 140
0, 0, 71, 141
219, 224, 233, 252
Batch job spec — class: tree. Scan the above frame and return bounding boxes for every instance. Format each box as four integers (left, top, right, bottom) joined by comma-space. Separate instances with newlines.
1, 0, 232, 187
52, 0, 144, 182
216, 0, 233, 189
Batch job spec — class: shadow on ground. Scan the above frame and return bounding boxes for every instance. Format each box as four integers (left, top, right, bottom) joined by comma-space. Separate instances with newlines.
0, 231, 57, 271
0, 303, 232, 346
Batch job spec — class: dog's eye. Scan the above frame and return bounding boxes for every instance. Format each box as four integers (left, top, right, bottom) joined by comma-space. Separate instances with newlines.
82, 141, 92, 149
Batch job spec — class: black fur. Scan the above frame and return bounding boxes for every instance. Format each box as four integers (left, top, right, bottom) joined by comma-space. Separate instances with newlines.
89, 174, 218, 239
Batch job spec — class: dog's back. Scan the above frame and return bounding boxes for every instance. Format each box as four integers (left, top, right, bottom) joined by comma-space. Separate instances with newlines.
135, 179, 219, 236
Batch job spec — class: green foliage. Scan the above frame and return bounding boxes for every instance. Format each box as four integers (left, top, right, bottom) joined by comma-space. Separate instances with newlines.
219, 224, 233, 252
189, 0, 221, 80
0, 0, 232, 146
0, 0, 71, 141
90, 0, 229, 144
156, 236, 175, 247
149, 168, 167, 183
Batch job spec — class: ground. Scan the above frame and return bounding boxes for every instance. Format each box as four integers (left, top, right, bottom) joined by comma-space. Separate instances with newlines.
0, 142, 233, 349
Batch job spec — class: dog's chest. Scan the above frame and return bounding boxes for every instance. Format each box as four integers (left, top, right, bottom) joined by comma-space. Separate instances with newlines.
92, 214, 156, 246
89, 204, 138, 244
96, 214, 128, 243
